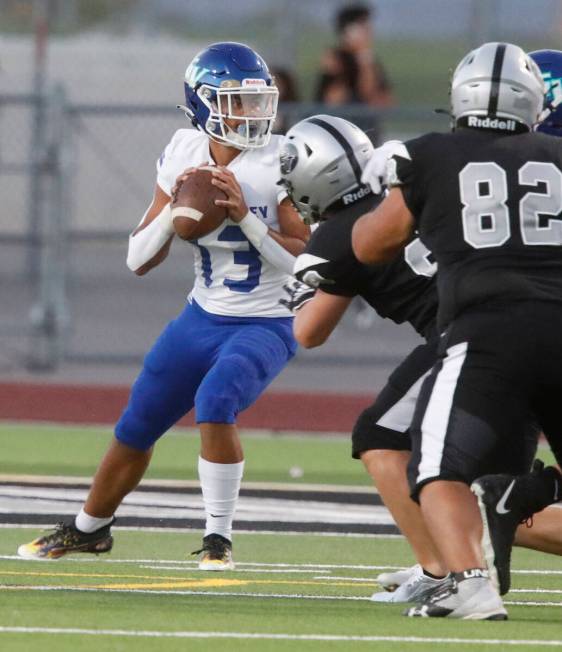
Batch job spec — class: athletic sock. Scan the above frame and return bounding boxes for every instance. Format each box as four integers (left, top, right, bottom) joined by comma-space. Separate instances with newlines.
422, 568, 448, 580
198, 456, 245, 542
75, 508, 114, 534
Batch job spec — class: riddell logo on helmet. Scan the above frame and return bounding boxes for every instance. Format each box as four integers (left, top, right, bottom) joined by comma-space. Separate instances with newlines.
467, 116, 517, 131
342, 185, 371, 205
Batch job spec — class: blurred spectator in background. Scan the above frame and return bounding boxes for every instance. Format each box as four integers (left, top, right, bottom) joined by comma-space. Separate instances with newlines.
271, 66, 300, 133
315, 3, 394, 108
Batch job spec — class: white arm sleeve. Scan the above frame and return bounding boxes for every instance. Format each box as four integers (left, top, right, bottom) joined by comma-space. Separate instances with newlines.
126, 203, 174, 272
237, 211, 295, 274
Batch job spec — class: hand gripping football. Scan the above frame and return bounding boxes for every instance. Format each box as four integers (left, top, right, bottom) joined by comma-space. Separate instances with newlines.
171, 167, 228, 241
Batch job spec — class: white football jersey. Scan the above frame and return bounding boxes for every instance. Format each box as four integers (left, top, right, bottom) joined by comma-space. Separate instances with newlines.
156, 129, 291, 318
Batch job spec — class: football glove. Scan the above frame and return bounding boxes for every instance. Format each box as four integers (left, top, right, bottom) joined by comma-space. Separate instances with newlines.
361, 140, 410, 194
279, 278, 316, 314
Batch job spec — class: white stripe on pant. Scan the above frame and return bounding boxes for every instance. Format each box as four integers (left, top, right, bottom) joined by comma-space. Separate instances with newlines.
416, 341, 468, 485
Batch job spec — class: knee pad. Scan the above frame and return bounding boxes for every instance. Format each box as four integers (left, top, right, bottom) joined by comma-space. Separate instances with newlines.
194, 354, 249, 424
194, 390, 239, 424
115, 409, 161, 451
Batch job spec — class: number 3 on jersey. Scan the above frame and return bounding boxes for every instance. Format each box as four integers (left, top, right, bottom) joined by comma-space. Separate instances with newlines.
405, 238, 437, 277
196, 226, 262, 293
459, 161, 562, 248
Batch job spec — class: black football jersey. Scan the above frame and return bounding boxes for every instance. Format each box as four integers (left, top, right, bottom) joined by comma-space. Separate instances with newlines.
293, 197, 438, 339
393, 128, 562, 327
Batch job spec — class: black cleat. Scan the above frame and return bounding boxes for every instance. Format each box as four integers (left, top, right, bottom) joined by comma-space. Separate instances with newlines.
471, 471, 536, 595
192, 533, 234, 571
17, 518, 115, 560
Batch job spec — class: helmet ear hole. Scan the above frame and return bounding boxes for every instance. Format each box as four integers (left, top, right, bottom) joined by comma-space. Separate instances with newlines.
305, 144, 313, 157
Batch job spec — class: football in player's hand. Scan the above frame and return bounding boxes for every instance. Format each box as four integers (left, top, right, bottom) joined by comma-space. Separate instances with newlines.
171, 167, 228, 241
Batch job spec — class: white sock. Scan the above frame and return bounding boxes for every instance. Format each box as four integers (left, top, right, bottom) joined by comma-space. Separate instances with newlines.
75, 508, 114, 534
198, 456, 245, 542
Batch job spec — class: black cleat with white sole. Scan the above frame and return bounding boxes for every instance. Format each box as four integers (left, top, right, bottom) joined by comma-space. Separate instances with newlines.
470, 465, 543, 595
471, 460, 562, 595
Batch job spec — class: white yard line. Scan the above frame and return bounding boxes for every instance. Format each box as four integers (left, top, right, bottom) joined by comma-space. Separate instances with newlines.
1, 584, 561, 607
0, 585, 371, 600
510, 589, 562, 594
0, 524, 400, 538
140, 565, 330, 574
0, 626, 561, 646
2, 554, 562, 575
314, 576, 378, 583
0, 555, 405, 569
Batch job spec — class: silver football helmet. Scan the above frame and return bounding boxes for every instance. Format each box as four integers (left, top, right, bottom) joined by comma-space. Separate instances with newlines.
279, 114, 374, 224
451, 42, 546, 129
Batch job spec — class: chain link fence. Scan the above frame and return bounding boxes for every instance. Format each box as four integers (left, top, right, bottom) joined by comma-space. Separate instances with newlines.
3, 0, 561, 379
0, 85, 447, 372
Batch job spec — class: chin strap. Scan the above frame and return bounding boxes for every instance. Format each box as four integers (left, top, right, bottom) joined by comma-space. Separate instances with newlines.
177, 103, 199, 129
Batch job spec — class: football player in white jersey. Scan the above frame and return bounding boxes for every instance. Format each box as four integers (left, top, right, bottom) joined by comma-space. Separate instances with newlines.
18, 42, 308, 568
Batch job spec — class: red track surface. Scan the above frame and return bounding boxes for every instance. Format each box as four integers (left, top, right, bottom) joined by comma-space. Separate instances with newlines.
0, 382, 373, 433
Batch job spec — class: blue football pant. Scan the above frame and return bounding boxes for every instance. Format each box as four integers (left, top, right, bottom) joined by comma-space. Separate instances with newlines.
115, 301, 296, 450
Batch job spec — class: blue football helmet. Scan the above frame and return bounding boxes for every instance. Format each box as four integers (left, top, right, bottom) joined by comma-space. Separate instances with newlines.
179, 42, 279, 150
529, 49, 562, 137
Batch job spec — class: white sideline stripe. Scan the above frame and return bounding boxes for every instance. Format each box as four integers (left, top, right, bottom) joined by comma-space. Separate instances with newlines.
511, 589, 562, 594
0, 585, 370, 601
1, 626, 561, 646
0, 555, 404, 570
505, 601, 562, 607
2, 585, 561, 607
0, 525, 401, 539
3, 555, 562, 575
141, 565, 330, 574
417, 342, 468, 484
314, 576, 378, 583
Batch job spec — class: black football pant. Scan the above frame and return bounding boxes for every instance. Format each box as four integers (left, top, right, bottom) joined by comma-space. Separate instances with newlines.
408, 301, 558, 499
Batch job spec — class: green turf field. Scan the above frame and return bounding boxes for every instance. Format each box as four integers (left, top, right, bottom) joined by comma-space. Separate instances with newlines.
0, 422, 370, 485
1, 422, 561, 650
1, 529, 562, 651
0, 422, 557, 483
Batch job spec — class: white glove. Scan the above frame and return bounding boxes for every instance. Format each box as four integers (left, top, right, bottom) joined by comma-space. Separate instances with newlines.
361, 140, 410, 194
279, 278, 316, 314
